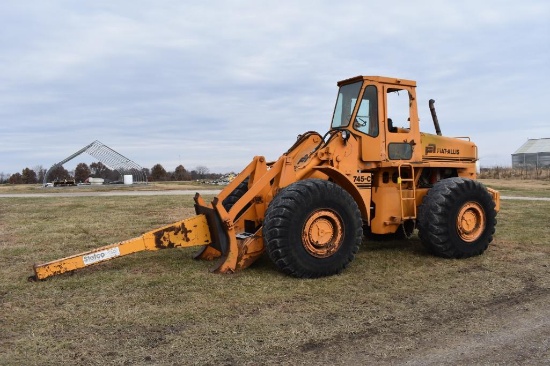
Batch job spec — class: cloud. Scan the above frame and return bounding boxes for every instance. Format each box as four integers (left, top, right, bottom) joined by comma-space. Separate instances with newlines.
0, 0, 549, 175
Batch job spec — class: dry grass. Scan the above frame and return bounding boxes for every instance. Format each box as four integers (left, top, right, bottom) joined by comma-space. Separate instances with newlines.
479, 178, 550, 198
0, 183, 549, 365
0, 181, 220, 194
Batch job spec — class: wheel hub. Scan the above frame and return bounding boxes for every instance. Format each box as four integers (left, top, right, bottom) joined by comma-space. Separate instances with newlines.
302, 209, 343, 258
456, 202, 486, 242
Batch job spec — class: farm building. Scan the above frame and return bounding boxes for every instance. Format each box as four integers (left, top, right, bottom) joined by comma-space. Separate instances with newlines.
511, 138, 550, 168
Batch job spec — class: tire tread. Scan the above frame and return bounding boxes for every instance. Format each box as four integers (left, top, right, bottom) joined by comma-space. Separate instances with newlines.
264, 179, 362, 278
417, 177, 496, 258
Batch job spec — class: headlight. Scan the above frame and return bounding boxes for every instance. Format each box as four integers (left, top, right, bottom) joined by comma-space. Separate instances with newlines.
341, 130, 350, 142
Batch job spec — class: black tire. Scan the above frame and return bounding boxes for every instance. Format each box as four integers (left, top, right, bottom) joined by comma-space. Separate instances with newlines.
263, 179, 363, 278
222, 178, 249, 212
417, 177, 497, 258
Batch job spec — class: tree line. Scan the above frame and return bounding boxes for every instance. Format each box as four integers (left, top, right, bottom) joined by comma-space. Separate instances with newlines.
478, 165, 550, 180
0, 162, 224, 184
6, 163, 549, 185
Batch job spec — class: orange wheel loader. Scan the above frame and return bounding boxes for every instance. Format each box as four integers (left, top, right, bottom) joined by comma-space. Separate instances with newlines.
30, 75, 500, 280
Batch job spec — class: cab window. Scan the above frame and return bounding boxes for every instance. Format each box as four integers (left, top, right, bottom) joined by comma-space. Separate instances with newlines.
387, 88, 411, 132
353, 85, 378, 137
388, 143, 413, 160
331, 81, 362, 128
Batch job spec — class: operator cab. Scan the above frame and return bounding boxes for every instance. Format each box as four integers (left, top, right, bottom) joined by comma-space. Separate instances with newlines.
330, 76, 420, 163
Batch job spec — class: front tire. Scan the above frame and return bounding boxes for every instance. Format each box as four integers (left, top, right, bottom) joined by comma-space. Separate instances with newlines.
417, 177, 497, 258
263, 179, 363, 278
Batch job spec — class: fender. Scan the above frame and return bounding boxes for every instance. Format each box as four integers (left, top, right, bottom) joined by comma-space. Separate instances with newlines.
313, 166, 371, 223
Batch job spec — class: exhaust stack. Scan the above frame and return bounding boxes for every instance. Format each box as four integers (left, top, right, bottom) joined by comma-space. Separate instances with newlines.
429, 99, 442, 136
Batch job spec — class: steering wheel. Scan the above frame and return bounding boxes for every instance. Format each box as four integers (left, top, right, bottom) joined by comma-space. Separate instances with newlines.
354, 116, 368, 127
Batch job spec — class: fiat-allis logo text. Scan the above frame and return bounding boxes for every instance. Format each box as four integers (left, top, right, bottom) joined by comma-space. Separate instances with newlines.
425, 144, 459, 155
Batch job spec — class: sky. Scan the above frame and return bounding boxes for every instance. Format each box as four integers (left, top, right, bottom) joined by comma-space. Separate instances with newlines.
1, 0, 549, 176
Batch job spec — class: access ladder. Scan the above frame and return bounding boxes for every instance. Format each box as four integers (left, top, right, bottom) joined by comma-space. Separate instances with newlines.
397, 164, 417, 221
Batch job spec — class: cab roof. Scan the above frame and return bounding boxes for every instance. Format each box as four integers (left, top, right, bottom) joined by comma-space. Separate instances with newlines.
337, 75, 416, 88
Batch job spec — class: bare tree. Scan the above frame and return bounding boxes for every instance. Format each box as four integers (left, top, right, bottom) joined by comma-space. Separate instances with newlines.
34, 165, 47, 183
150, 164, 168, 181
142, 168, 150, 179
21, 168, 38, 184
195, 165, 210, 179
173, 165, 191, 181
9, 173, 23, 184
74, 163, 91, 183
48, 165, 71, 182
90, 162, 109, 178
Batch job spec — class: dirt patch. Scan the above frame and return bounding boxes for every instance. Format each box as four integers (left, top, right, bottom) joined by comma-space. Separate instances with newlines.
281, 285, 550, 365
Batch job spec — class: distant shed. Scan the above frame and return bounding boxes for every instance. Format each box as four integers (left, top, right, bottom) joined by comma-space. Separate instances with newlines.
511, 138, 550, 168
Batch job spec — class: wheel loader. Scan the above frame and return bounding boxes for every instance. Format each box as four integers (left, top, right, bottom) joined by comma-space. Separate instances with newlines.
31, 75, 500, 280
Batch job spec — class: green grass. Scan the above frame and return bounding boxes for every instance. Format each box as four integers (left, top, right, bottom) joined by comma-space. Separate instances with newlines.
1, 186, 549, 365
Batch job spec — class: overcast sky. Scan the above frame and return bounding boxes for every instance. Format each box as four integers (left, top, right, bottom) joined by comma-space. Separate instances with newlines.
1, 1, 549, 175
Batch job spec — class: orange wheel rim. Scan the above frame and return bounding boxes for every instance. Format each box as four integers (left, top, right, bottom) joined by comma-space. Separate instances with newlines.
456, 202, 486, 242
302, 209, 343, 258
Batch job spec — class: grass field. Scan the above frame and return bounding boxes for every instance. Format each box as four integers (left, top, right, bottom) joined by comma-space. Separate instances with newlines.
1, 181, 549, 365
0, 181, 221, 195
480, 179, 550, 198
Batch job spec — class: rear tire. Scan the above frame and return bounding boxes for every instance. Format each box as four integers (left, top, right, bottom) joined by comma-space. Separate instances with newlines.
263, 179, 363, 278
417, 177, 496, 258
222, 178, 249, 212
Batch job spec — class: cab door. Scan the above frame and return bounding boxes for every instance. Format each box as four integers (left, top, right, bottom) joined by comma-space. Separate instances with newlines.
382, 85, 421, 162
356, 84, 385, 162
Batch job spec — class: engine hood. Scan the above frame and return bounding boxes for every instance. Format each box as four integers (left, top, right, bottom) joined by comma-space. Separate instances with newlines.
421, 133, 477, 162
